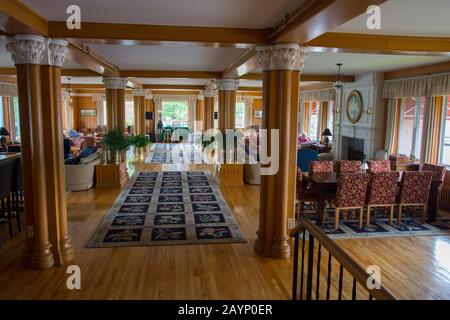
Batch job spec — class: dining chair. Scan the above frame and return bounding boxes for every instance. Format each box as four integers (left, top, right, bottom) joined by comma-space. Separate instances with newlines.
422, 163, 446, 222
331, 173, 370, 230
398, 171, 433, 224
366, 160, 391, 173
337, 160, 362, 174
0, 160, 14, 239
309, 160, 334, 173
366, 171, 400, 225
296, 167, 318, 221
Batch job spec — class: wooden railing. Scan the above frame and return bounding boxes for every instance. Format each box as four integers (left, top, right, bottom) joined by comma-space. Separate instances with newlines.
290, 220, 396, 300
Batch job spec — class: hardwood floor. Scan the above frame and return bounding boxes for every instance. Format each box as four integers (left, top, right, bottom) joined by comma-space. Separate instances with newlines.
0, 150, 449, 299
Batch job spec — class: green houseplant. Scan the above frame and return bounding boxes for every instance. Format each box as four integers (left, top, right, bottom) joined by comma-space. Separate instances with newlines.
129, 134, 150, 154
101, 128, 129, 164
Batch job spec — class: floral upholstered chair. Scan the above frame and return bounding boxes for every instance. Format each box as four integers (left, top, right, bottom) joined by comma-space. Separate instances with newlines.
422, 163, 446, 221
81, 136, 97, 149
331, 173, 370, 230
337, 160, 362, 174
366, 160, 391, 173
398, 171, 433, 224
309, 160, 334, 173
366, 172, 399, 225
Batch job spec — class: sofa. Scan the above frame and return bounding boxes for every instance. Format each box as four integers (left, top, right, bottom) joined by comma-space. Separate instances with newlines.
65, 149, 104, 191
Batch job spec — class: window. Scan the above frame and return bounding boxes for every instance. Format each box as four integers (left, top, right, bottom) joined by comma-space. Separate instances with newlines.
235, 101, 245, 129
12, 97, 20, 142
308, 101, 319, 140
398, 97, 425, 157
125, 101, 134, 128
103, 101, 107, 126
162, 101, 188, 127
441, 97, 450, 166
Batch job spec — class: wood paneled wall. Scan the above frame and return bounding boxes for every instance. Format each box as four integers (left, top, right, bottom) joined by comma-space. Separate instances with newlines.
251, 98, 262, 128
72, 96, 97, 130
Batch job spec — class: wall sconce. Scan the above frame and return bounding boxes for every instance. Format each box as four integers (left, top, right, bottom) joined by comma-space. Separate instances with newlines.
366, 107, 373, 115
335, 107, 340, 114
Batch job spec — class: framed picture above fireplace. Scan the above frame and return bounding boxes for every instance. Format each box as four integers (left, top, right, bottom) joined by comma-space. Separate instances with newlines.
346, 90, 363, 124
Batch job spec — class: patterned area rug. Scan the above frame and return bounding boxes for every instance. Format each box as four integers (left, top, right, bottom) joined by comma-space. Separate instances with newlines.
87, 171, 246, 247
302, 209, 450, 240
145, 143, 205, 164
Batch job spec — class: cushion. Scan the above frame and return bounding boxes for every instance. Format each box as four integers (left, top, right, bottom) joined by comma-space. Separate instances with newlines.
68, 129, 79, 138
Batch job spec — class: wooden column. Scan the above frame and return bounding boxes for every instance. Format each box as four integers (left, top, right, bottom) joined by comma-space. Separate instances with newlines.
254, 44, 308, 259
216, 79, 239, 134
195, 94, 205, 132
7, 35, 54, 269
203, 90, 216, 131
103, 77, 128, 131
145, 95, 155, 135
133, 89, 146, 135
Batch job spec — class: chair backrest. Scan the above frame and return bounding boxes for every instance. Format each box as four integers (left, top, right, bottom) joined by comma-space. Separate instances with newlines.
310, 160, 334, 173
0, 160, 14, 198
337, 160, 361, 174
296, 167, 302, 200
422, 163, 446, 182
335, 173, 370, 207
367, 160, 391, 173
297, 148, 318, 172
81, 136, 96, 149
399, 171, 433, 204
318, 152, 334, 161
367, 171, 400, 205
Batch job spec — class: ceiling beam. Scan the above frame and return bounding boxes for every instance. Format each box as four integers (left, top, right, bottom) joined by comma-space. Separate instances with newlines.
120, 70, 221, 79
62, 84, 104, 89
66, 43, 120, 77
238, 86, 262, 92
48, 21, 267, 48
270, 0, 388, 44
384, 60, 450, 80
222, 0, 386, 79
62, 69, 100, 77
127, 78, 143, 89
240, 73, 355, 82
222, 48, 260, 79
306, 33, 450, 56
0, 0, 47, 35
143, 84, 204, 90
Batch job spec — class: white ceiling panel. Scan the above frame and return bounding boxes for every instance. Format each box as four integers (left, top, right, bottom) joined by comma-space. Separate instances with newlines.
22, 0, 303, 28
334, 0, 450, 37
302, 52, 450, 75
88, 44, 246, 71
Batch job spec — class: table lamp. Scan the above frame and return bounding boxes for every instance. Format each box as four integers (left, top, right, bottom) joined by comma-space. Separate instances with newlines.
0, 127, 10, 147
321, 128, 332, 145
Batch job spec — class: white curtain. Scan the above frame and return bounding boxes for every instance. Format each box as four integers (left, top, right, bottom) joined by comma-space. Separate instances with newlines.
384, 98, 400, 154
153, 94, 198, 130
244, 96, 254, 129
92, 93, 105, 127
427, 74, 450, 97
300, 88, 336, 102
0, 82, 17, 97
383, 76, 428, 98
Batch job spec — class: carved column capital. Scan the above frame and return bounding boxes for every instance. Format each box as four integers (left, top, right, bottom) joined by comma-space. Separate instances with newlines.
256, 44, 309, 72
103, 77, 128, 89
6, 34, 47, 65
132, 89, 146, 97
256, 45, 273, 72
204, 89, 217, 98
215, 79, 239, 91
48, 39, 69, 67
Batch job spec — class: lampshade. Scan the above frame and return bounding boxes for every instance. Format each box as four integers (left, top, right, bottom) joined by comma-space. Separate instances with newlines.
322, 128, 332, 136
0, 127, 10, 136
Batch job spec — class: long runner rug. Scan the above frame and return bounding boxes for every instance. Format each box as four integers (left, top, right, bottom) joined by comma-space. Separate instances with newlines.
302, 209, 450, 240
87, 171, 246, 247
145, 143, 205, 164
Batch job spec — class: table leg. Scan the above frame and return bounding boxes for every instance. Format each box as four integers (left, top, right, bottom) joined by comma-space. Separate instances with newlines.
316, 189, 326, 225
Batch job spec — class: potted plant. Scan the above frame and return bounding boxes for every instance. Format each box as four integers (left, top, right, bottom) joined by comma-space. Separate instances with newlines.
129, 134, 150, 155
101, 128, 129, 164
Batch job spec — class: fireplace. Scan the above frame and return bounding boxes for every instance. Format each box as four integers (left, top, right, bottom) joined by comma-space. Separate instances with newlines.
341, 137, 365, 162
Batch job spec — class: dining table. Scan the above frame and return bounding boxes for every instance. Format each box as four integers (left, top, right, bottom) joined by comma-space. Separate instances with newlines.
302, 171, 442, 225
0, 152, 21, 164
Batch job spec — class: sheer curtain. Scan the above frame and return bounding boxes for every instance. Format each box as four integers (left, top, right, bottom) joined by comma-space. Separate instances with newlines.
92, 93, 105, 127
153, 94, 197, 130
384, 98, 402, 155
421, 96, 444, 164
